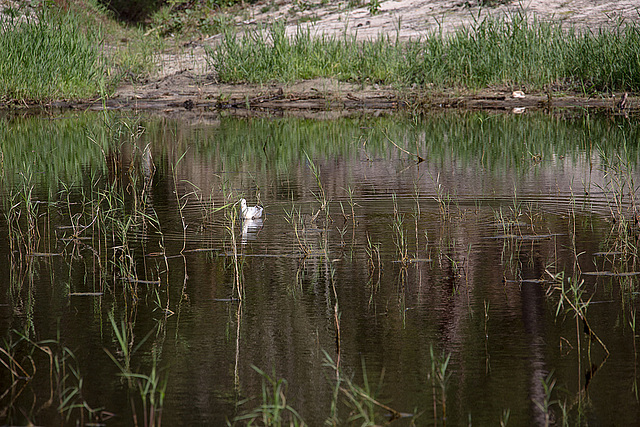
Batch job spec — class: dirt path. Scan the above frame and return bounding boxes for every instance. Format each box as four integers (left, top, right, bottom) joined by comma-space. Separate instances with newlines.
73, 0, 640, 117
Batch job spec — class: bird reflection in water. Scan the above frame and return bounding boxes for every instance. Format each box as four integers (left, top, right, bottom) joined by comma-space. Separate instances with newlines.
242, 218, 263, 245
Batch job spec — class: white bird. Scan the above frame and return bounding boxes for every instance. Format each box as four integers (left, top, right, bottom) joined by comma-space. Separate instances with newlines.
240, 198, 263, 220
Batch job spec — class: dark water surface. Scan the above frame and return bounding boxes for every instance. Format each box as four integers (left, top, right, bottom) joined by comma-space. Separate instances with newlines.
1, 110, 640, 426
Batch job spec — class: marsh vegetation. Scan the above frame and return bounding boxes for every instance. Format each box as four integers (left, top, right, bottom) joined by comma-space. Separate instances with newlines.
1, 2, 640, 426
210, 16, 640, 92
1, 2, 639, 104
1, 110, 640, 425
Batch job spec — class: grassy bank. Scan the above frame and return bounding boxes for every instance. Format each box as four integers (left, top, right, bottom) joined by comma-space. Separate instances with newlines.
0, 8, 106, 102
1, 3, 639, 103
208, 15, 640, 93
0, 2, 159, 103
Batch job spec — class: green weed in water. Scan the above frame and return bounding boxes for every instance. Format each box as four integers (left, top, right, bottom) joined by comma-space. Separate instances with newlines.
322, 350, 404, 425
304, 152, 329, 225
106, 314, 168, 427
532, 371, 559, 427
429, 344, 451, 425
391, 193, 409, 265
500, 408, 510, 427
233, 365, 305, 426
365, 233, 382, 303
0, 331, 103, 425
546, 269, 610, 359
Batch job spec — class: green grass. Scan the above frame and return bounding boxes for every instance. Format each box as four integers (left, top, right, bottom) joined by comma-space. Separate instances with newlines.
0, 8, 106, 102
3, 3, 638, 103
0, 1, 163, 102
207, 14, 640, 92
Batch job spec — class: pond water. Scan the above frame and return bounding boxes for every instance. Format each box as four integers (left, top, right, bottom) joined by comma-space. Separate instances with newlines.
1, 110, 640, 426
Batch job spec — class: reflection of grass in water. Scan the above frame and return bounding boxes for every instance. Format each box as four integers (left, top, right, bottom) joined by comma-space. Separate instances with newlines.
0, 113, 113, 191
0, 114, 165, 302
187, 112, 640, 179
1, 112, 639, 190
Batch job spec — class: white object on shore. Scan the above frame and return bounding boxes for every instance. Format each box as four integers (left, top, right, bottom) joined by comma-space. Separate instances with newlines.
512, 90, 526, 99
240, 198, 263, 220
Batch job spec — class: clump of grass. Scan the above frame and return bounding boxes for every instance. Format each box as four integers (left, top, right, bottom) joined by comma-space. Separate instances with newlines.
71, 0, 162, 85
207, 22, 403, 84
0, 8, 106, 102
0, 331, 103, 425
429, 344, 451, 425
109, 31, 162, 84
323, 351, 404, 425
207, 13, 640, 92
234, 366, 305, 426
284, 202, 314, 256
105, 314, 168, 427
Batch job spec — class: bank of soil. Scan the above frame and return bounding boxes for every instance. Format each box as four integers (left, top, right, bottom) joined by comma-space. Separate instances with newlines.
68, 1, 640, 116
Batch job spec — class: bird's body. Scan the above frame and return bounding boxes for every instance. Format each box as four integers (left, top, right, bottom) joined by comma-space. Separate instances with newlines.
240, 198, 263, 220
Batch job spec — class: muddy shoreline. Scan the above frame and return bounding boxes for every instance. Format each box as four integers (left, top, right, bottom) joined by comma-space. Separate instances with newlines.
4, 72, 634, 118
51, 76, 631, 119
